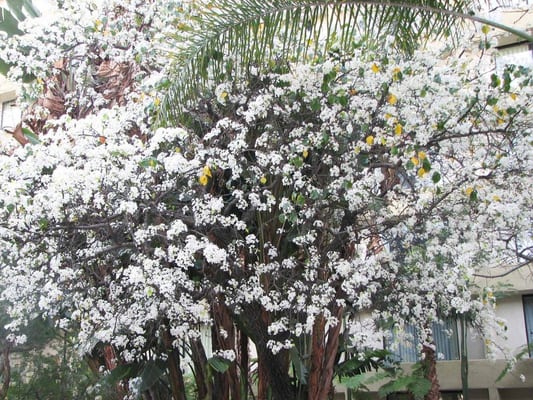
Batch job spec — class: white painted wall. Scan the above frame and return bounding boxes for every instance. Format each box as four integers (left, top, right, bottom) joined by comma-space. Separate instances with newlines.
493, 295, 530, 358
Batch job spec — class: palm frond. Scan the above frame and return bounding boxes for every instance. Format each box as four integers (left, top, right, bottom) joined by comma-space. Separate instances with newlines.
159, 0, 533, 124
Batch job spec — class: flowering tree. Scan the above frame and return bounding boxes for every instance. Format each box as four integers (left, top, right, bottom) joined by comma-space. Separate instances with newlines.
0, 1, 532, 400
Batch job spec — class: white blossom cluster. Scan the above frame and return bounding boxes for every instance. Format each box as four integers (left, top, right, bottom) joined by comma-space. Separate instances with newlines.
0, 0, 531, 371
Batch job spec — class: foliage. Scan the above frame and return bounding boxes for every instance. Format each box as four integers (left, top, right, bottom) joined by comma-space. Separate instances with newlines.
0, 0, 531, 399
0, 0, 40, 77
0, 314, 101, 400
161, 0, 533, 120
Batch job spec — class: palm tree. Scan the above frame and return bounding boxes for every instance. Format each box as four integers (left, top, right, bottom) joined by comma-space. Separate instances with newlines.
160, 0, 533, 122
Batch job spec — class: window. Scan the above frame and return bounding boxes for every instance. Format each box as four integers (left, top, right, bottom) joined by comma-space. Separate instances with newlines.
495, 42, 533, 72
523, 295, 533, 357
390, 320, 460, 362
1, 100, 20, 131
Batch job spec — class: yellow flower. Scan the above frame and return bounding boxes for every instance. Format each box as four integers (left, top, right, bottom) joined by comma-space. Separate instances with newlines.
260, 176, 267, 185
371, 63, 380, 73
366, 136, 374, 145
203, 165, 212, 178
418, 151, 426, 160
410, 156, 419, 166
492, 195, 501, 202
349, 88, 357, 96
380, 137, 387, 145
417, 168, 427, 177
394, 123, 403, 135
465, 187, 474, 197
510, 93, 518, 101
354, 146, 361, 154
302, 149, 309, 159
199, 174, 209, 186
154, 97, 161, 107
388, 94, 398, 105
384, 113, 392, 120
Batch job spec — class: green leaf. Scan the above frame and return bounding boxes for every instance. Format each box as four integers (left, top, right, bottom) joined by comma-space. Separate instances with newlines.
139, 157, 159, 168
291, 156, 304, 168
357, 153, 369, 167
335, 349, 395, 377
139, 361, 165, 391
469, 189, 478, 202
295, 193, 306, 206
422, 158, 431, 172
38, 217, 49, 230
103, 363, 140, 386
491, 74, 501, 88
310, 97, 321, 111
378, 375, 431, 400
22, 128, 41, 145
0, 8, 23, 36
486, 97, 498, 106
340, 373, 368, 390
0, 59, 11, 75
290, 347, 307, 385
431, 171, 441, 184
207, 356, 232, 373
503, 70, 511, 92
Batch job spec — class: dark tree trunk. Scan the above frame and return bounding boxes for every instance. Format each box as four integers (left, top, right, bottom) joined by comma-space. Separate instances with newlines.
307, 307, 343, 400
162, 329, 187, 400
190, 337, 210, 400
0, 345, 10, 400
211, 299, 241, 400
239, 331, 250, 399
422, 344, 440, 400
256, 343, 293, 400
235, 303, 295, 400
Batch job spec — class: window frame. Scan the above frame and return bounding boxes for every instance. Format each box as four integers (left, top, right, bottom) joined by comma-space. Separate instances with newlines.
1, 99, 20, 131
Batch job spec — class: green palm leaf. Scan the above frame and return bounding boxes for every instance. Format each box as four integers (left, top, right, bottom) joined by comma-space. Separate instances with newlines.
160, 0, 533, 123
1, 0, 41, 76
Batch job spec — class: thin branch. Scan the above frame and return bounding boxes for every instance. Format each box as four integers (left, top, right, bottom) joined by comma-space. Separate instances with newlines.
473, 261, 532, 278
